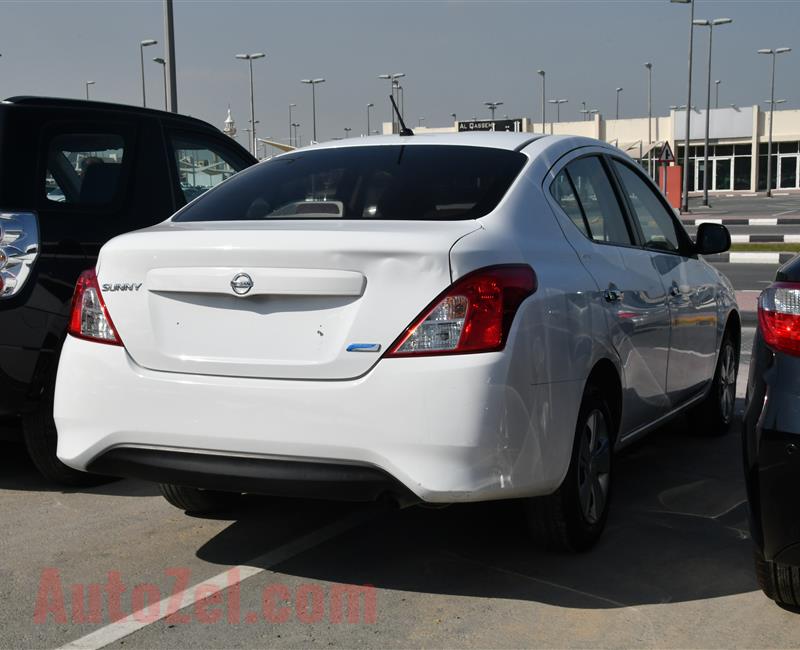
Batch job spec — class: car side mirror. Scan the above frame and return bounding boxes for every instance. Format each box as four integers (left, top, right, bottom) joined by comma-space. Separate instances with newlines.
695, 222, 731, 255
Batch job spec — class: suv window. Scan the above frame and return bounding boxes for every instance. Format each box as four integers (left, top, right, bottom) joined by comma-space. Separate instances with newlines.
45, 133, 125, 205
170, 135, 246, 203
611, 159, 681, 253
172, 145, 527, 222
563, 156, 632, 245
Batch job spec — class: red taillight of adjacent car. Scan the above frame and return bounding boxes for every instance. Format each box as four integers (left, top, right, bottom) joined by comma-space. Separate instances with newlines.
759, 281, 800, 357
385, 265, 537, 357
68, 269, 123, 346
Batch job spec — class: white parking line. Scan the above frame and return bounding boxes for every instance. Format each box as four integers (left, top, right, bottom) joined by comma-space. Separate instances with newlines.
774, 192, 790, 197
773, 209, 800, 217
56, 509, 375, 650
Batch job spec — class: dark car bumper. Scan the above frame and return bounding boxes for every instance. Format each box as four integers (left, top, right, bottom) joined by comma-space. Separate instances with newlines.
744, 330, 800, 564
86, 447, 419, 505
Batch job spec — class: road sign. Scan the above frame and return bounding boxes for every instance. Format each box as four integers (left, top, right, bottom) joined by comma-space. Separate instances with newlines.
657, 141, 675, 164
457, 118, 523, 133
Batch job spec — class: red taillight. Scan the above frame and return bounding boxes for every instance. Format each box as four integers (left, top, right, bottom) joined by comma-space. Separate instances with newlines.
759, 281, 800, 357
386, 265, 537, 357
68, 269, 123, 346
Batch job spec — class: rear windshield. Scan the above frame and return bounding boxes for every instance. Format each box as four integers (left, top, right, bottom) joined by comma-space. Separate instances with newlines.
172, 145, 527, 222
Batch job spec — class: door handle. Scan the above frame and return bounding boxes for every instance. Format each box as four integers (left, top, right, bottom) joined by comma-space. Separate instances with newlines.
604, 288, 623, 302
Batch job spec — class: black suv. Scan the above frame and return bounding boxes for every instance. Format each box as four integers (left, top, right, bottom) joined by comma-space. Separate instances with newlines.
0, 97, 256, 485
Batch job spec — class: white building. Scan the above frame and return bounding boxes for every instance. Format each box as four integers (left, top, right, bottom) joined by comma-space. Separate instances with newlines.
387, 105, 800, 194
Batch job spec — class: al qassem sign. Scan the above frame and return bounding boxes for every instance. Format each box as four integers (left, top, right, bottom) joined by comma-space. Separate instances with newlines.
457, 119, 524, 132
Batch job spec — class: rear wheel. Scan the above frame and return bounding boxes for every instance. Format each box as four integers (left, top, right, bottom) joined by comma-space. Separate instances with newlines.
525, 388, 613, 552
693, 332, 739, 436
159, 483, 240, 513
22, 371, 112, 487
755, 550, 800, 609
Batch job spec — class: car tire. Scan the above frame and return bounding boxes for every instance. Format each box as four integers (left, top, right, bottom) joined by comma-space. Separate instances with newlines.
159, 483, 240, 513
755, 550, 800, 609
22, 372, 112, 487
524, 386, 613, 552
692, 331, 739, 436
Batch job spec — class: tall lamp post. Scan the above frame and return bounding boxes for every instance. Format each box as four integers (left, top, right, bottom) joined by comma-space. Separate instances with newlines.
366, 102, 374, 136
644, 63, 653, 178
537, 70, 545, 133
139, 39, 158, 107
758, 47, 791, 197
377, 73, 404, 133
85, 80, 95, 100
548, 99, 568, 123
615, 87, 623, 119
288, 103, 296, 146
715, 79, 721, 108
291, 122, 300, 147
344, 127, 352, 138
235, 52, 266, 156
451, 112, 457, 126
672, 0, 695, 213
300, 78, 325, 142
694, 18, 732, 206
153, 57, 167, 110
484, 101, 503, 119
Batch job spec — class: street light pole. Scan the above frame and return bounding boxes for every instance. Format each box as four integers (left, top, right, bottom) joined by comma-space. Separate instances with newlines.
645, 63, 653, 178
153, 58, 167, 109
85, 80, 95, 100
344, 127, 351, 138
366, 103, 374, 136
300, 78, 325, 142
236, 53, 266, 156
139, 39, 157, 107
715, 79, 721, 108
163, 0, 178, 112
548, 99, 568, 123
378, 73, 404, 133
758, 48, 791, 197
615, 87, 623, 119
672, 0, 695, 212
288, 103, 296, 146
451, 112, 457, 126
695, 17, 732, 206
484, 101, 503, 120
537, 70, 545, 133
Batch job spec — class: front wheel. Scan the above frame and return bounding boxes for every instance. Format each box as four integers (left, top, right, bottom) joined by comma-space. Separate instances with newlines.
524, 388, 613, 552
755, 550, 800, 609
693, 332, 739, 436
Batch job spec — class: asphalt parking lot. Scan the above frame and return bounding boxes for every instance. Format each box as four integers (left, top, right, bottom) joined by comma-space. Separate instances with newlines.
3, 327, 800, 650
686, 192, 800, 219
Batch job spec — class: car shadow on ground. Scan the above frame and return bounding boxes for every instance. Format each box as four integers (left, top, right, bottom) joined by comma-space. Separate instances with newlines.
0, 441, 160, 496
196, 400, 755, 609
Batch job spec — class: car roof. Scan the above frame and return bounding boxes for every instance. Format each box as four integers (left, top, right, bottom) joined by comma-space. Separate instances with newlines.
304, 131, 546, 152
2, 96, 216, 130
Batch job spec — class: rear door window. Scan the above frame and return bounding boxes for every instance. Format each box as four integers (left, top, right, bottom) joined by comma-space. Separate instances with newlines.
562, 156, 633, 246
45, 133, 126, 205
172, 145, 527, 222
169, 133, 252, 204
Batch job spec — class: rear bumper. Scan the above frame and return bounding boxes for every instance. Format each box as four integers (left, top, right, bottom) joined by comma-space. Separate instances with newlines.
54, 336, 583, 503
88, 447, 417, 504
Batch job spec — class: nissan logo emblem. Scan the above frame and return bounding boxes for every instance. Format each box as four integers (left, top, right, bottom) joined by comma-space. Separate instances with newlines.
230, 272, 254, 296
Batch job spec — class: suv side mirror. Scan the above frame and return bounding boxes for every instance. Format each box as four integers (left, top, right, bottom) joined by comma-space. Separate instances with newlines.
695, 222, 731, 255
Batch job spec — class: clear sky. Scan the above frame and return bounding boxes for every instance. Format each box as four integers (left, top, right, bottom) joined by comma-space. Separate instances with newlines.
1, 0, 798, 146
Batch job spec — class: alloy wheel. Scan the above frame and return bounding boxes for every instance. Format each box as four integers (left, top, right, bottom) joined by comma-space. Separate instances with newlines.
718, 343, 737, 424
577, 409, 611, 525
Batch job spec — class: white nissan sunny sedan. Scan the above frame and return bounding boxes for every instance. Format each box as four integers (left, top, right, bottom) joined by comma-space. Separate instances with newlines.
54, 133, 739, 551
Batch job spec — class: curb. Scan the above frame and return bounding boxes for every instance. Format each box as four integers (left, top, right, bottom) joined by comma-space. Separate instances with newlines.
728, 234, 800, 243
704, 252, 796, 264
682, 217, 800, 226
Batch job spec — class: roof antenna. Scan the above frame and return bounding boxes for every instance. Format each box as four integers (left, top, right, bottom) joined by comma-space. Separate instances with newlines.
390, 95, 414, 136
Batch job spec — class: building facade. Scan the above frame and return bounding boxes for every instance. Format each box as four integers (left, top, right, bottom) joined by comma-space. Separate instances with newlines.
393, 106, 800, 194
